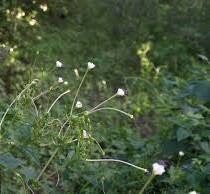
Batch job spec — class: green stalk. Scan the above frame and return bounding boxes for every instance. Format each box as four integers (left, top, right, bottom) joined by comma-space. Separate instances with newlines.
36, 148, 59, 181
139, 174, 155, 194
36, 139, 78, 181
47, 89, 70, 113
0, 79, 38, 130
86, 158, 148, 172
87, 107, 133, 119
69, 68, 89, 119
88, 94, 117, 112
63, 68, 89, 137
90, 136, 105, 155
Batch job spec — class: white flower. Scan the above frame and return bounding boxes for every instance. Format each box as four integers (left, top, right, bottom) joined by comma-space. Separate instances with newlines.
87, 62, 95, 70
9, 48, 14, 52
83, 130, 89, 138
152, 163, 165, 175
75, 101, 82, 108
29, 19, 37, 26
116, 88, 125, 96
58, 77, 64, 83
64, 81, 68, 85
16, 10, 25, 19
155, 67, 160, 74
40, 4, 48, 12
130, 114, 134, 119
189, 191, 198, 194
56, 61, 63, 68
179, 151, 184, 157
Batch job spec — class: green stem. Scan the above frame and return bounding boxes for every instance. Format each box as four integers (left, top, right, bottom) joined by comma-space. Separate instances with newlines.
87, 107, 133, 119
0, 79, 38, 130
31, 97, 39, 117
176, 157, 181, 168
16, 173, 28, 194
86, 158, 148, 172
139, 174, 155, 194
33, 84, 58, 101
36, 148, 59, 181
90, 136, 105, 155
88, 94, 117, 112
63, 68, 89, 137
69, 68, 89, 119
47, 89, 70, 113
36, 139, 78, 181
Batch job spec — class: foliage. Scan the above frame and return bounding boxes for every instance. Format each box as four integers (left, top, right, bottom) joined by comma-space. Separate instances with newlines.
0, 0, 210, 193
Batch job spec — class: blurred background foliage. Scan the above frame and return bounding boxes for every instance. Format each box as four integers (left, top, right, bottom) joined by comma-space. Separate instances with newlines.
0, 0, 210, 193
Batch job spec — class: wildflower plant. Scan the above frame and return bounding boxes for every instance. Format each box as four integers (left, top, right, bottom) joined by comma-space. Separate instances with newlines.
0, 61, 151, 193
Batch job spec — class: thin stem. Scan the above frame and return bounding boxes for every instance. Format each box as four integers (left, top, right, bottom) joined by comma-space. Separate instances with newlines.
55, 167, 60, 187
101, 178, 105, 194
69, 68, 89, 119
176, 157, 181, 168
36, 148, 59, 181
58, 119, 69, 137
86, 158, 148, 173
139, 174, 155, 194
26, 182, 34, 194
0, 79, 38, 130
36, 139, 78, 181
90, 137, 105, 155
33, 84, 58, 101
47, 89, 70, 113
87, 107, 133, 119
63, 68, 89, 137
31, 97, 39, 117
47, 119, 62, 127
16, 173, 27, 194
88, 94, 117, 112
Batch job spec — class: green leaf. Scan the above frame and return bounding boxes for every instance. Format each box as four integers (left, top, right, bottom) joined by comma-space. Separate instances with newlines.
20, 147, 40, 165
205, 164, 210, 175
162, 140, 183, 155
0, 153, 24, 169
176, 128, 191, 142
19, 166, 37, 181
10, 124, 32, 143
200, 142, 210, 153
186, 81, 210, 102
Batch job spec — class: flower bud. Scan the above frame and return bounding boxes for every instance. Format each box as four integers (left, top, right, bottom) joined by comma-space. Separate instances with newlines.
179, 151, 184, 157
58, 77, 64, 83
75, 101, 82, 108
